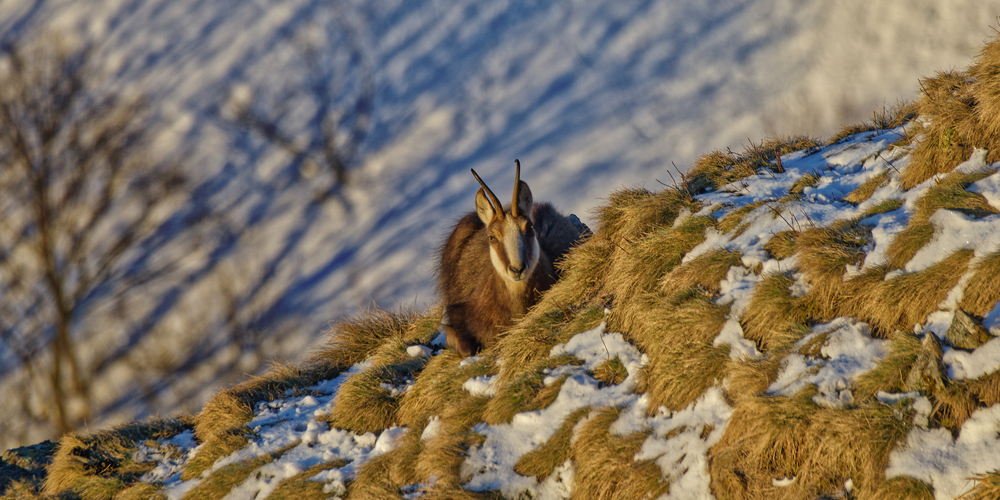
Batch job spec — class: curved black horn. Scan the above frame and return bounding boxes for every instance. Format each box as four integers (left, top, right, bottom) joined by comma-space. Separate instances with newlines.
512, 159, 521, 217
471, 168, 503, 218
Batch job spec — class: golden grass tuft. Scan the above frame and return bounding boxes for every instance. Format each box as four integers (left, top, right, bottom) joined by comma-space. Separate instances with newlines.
596, 187, 698, 246
740, 273, 811, 353
483, 354, 580, 425
513, 407, 592, 480
180, 446, 293, 500
570, 407, 668, 500
493, 306, 599, 385
723, 356, 783, 405
960, 250, 1000, 316
716, 200, 768, 235
885, 169, 996, 269
605, 215, 716, 307
853, 330, 923, 402
624, 291, 729, 412
763, 231, 798, 260
686, 136, 821, 193
859, 250, 974, 335
396, 350, 494, 429
267, 461, 349, 500
789, 173, 820, 195
184, 362, 324, 480
186, 306, 436, 480
845, 171, 892, 204
43, 418, 191, 499
592, 357, 628, 387
710, 395, 910, 500
324, 335, 429, 434
311, 306, 434, 370
347, 451, 405, 499
827, 101, 917, 146
903, 35, 1000, 189
660, 248, 742, 300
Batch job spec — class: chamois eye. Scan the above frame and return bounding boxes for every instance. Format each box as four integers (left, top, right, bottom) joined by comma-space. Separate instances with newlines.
488, 235, 497, 243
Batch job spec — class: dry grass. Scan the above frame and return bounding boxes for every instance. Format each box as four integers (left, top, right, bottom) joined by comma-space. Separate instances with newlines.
185, 306, 437, 480
493, 306, 601, 387
859, 250, 973, 335
885, 170, 996, 269
267, 461, 349, 499
310, 306, 436, 370
710, 395, 910, 500
603, 215, 716, 308
686, 136, 821, 193
827, 101, 917, 145
660, 248, 742, 299
180, 446, 293, 500
853, 330, 923, 402
184, 362, 324, 480
483, 354, 581, 425
592, 357, 628, 386
788, 173, 820, 195
763, 231, 798, 260
323, 336, 428, 433
740, 273, 811, 353
903, 36, 1000, 189
844, 171, 892, 204
43, 418, 191, 499
625, 291, 729, 413
570, 407, 668, 500
960, 251, 1000, 316
962, 471, 1000, 500
514, 407, 592, 480
723, 356, 783, 405
716, 200, 768, 235
595, 187, 698, 248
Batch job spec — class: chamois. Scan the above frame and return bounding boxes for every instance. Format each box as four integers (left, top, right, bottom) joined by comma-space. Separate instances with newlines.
438, 160, 586, 357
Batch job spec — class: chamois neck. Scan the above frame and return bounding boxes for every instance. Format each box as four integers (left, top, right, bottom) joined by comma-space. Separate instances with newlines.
501, 277, 532, 315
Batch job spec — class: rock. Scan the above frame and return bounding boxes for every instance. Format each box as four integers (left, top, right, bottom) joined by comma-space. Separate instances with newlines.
944, 310, 992, 350
905, 333, 945, 395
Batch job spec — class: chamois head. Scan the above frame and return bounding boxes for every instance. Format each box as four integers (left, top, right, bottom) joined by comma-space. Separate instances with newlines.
471, 160, 540, 284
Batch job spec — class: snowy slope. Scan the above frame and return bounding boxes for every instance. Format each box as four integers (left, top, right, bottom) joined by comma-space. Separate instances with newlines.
1, 0, 999, 447
77, 127, 1000, 500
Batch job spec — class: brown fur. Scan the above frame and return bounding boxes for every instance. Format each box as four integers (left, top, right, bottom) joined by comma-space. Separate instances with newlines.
438, 165, 584, 356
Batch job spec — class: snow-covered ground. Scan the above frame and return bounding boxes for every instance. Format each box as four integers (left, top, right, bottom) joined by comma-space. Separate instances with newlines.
2, 0, 999, 446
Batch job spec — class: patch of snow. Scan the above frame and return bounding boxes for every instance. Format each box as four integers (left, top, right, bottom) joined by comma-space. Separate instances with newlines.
462, 375, 497, 398
767, 318, 888, 408
905, 210, 1000, 274
633, 387, 733, 500
407, 345, 433, 358
887, 404, 1000, 500
943, 338, 1000, 381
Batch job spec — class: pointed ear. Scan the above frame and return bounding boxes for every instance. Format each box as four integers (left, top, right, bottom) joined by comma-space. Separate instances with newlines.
515, 180, 532, 217
476, 188, 497, 224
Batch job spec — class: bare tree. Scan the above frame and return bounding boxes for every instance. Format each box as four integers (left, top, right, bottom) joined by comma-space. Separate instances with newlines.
222, 18, 373, 202
0, 35, 189, 438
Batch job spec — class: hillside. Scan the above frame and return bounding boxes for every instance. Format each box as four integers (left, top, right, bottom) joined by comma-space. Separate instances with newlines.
3, 0, 999, 452
8, 20, 1000, 500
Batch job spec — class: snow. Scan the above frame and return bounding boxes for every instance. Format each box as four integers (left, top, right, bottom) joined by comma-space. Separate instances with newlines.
154, 361, 405, 500
887, 404, 1000, 500
767, 318, 888, 408
943, 339, 1000, 381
